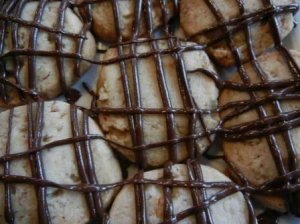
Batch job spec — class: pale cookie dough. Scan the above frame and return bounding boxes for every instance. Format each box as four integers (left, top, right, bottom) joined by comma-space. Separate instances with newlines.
110, 163, 249, 224
1, 1, 96, 107
180, 0, 296, 66
97, 40, 220, 167
91, 0, 175, 42
0, 100, 122, 224
219, 49, 300, 212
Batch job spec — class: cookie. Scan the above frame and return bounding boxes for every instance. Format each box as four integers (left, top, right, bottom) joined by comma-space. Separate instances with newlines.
219, 49, 300, 212
180, 0, 296, 66
1, 1, 96, 107
97, 40, 220, 167
91, 0, 176, 42
0, 100, 122, 224
110, 162, 250, 223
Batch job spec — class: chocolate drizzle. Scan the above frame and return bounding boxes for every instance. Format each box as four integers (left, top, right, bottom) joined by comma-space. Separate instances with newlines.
0, 0, 91, 106
0, 0, 300, 224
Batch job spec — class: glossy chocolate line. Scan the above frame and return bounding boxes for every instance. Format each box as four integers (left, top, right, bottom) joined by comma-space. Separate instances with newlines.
134, 170, 147, 224
82, 111, 109, 223
187, 159, 213, 224
28, 0, 47, 90
55, 0, 68, 90
220, 93, 300, 124
109, 35, 182, 48
129, 0, 147, 169
187, 68, 300, 91
0, 13, 86, 38
2, 167, 300, 194
163, 162, 174, 221
11, 0, 27, 104
74, 6, 91, 79
0, 45, 182, 63
71, 104, 99, 220
144, 0, 179, 163
27, 101, 52, 224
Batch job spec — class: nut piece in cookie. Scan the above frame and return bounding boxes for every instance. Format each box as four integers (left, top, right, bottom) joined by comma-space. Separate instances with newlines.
97, 39, 220, 167
0, 100, 122, 224
1, 1, 96, 107
110, 162, 250, 224
91, 0, 176, 42
219, 50, 300, 213
180, 0, 296, 66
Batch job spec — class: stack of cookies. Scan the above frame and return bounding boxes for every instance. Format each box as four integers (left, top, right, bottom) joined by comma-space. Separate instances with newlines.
0, 0, 299, 223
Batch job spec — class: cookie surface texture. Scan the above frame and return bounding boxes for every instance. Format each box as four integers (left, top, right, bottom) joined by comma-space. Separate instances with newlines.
0, 100, 122, 224
110, 163, 249, 224
91, 0, 175, 42
97, 40, 220, 167
1, 1, 96, 107
219, 49, 300, 212
180, 0, 296, 66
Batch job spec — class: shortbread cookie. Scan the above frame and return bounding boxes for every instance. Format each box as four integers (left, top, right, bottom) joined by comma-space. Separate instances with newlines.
91, 0, 175, 42
180, 0, 296, 66
1, 1, 96, 107
0, 100, 122, 224
219, 49, 300, 212
97, 40, 220, 167
110, 163, 250, 224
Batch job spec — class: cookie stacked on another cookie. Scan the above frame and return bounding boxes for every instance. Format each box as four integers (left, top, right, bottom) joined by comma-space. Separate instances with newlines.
0, 1, 96, 107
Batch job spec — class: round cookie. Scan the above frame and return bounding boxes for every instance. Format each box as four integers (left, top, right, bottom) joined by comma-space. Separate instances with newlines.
0, 100, 122, 224
180, 0, 296, 67
219, 49, 300, 212
91, 0, 176, 42
110, 163, 250, 224
97, 40, 220, 167
1, 1, 96, 107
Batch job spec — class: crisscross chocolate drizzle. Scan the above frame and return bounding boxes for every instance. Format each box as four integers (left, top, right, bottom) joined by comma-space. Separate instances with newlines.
0, 0, 300, 223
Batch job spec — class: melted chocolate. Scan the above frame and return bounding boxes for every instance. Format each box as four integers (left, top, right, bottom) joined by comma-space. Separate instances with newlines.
0, 0, 300, 224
